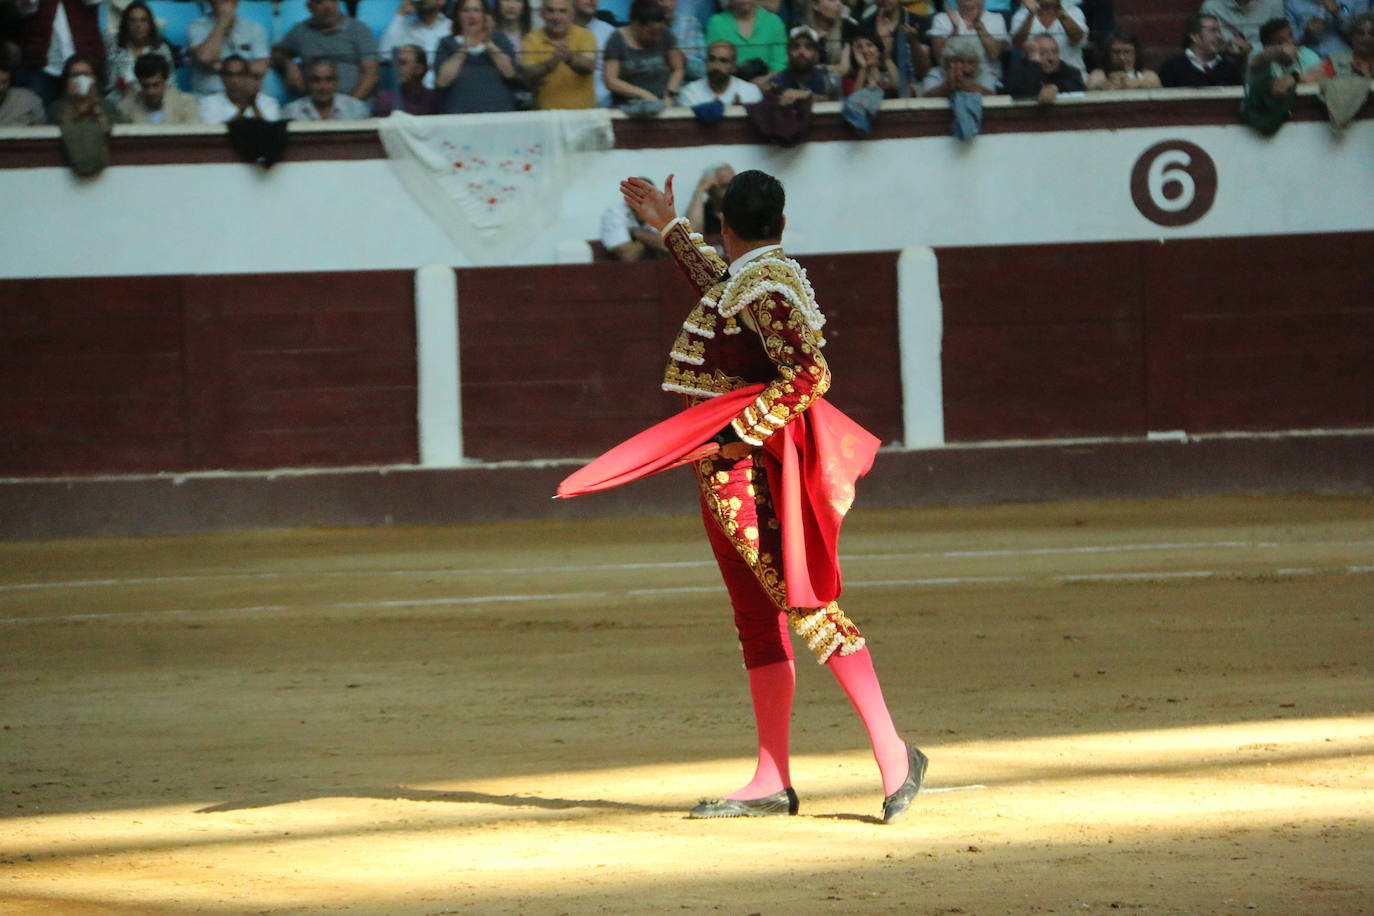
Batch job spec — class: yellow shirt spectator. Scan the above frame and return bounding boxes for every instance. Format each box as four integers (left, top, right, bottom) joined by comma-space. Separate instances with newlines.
522, 23, 599, 109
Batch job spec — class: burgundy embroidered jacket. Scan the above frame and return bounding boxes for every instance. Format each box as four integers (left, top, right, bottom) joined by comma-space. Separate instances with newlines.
659, 217, 831, 446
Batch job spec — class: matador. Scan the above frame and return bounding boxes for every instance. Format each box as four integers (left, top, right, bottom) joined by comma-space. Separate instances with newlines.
619, 169, 928, 822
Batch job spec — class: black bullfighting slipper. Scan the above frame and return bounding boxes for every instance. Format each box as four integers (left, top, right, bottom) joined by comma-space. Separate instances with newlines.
688, 787, 799, 818
881, 743, 929, 824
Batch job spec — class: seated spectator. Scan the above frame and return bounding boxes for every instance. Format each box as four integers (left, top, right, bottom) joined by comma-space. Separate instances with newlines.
1202, 0, 1284, 56
48, 54, 126, 125
1005, 31, 1085, 100
664, 0, 706, 81
686, 162, 733, 237
1010, 0, 1088, 77
274, 0, 380, 100
802, 0, 859, 71
103, 1, 176, 97
842, 33, 899, 96
521, 0, 598, 109
1159, 13, 1245, 86
705, 0, 788, 79
838, 29, 894, 132
603, 0, 685, 115
283, 57, 371, 119
767, 26, 840, 99
434, 0, 523, 112
930, 0, 1009, 87
921, 33, 998, 94
1287, 0, 1370, 58
678, 38, 764, 105
573, 0, 617, 105
0, 60, 46, 125
188, 0, 272, 97
1086, 28, 1162, 89
601, 179, 668, 260
1318, 10, 1374, 75
921, 35, 993, 139
198, 53, 281, 121
858, 0, 931, 89
374, 45, 442, 115
13, 0, 104, 107
116, 53, 201, 123
380, 0, 453, 88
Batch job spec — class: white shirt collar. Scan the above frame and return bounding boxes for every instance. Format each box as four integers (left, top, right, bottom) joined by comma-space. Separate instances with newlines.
1186, 48, 1220, 71
728, 243, 781, 277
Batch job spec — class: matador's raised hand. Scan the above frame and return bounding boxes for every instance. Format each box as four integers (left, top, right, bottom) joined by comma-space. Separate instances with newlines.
620, 174, 676, 232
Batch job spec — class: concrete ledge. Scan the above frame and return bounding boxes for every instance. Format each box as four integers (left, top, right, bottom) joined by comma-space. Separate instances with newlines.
3, 432, 1371, 541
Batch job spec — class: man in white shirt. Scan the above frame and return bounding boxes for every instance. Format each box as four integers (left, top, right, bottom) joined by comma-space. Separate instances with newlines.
678, 39, 764, 106
282, 58, 371, 119
380, 0, 452, 88
198, 53, 282, 121
600, 179, 668, 261
188, 0, 272, 96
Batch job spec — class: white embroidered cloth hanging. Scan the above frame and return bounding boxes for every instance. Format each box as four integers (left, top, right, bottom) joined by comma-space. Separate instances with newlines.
378, 109, 615, 264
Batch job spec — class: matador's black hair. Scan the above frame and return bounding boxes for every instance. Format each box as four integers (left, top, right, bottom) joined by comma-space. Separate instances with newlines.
721, 169, 785, 242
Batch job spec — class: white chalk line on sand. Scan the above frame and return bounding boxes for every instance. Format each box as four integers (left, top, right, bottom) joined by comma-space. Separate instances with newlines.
4, 539, 1373, 594
3, 564, 1372, 626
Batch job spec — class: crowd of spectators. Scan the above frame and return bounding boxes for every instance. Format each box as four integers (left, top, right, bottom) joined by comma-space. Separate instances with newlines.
0, 0, 1371, 128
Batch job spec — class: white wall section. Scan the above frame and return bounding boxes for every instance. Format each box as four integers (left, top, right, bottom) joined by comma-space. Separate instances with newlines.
4, 120, 1372, 279
414, 265, 462, 466
897, 246, 945, 449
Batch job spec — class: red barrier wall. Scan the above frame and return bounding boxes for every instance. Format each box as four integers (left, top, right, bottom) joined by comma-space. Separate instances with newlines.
939, 233, 1374, 442
2, 232, 1370, 477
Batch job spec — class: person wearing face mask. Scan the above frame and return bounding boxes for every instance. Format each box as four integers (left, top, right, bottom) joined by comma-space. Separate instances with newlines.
47, 52, 124, 124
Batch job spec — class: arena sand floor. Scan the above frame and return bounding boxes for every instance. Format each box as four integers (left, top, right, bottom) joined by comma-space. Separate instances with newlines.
1, 494, 1371, 915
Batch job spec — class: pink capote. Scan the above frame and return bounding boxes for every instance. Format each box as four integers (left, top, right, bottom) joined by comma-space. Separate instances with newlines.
557, 385, 881, 608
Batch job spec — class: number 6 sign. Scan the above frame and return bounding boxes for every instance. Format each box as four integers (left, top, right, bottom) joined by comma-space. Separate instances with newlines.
1130, 140, 1218, 227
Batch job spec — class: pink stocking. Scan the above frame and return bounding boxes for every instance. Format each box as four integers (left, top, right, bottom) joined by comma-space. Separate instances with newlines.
827, 647, 909, 796
727, 659, 795, 799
